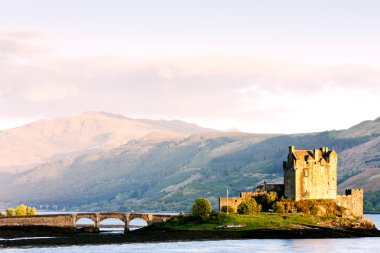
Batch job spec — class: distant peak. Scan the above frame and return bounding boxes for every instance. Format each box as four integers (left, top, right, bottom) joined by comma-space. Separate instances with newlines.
80, 111, 129, 120
224, 128, 241, 133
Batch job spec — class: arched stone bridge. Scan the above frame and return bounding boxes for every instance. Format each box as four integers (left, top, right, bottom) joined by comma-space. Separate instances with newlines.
0, 213, 178, 232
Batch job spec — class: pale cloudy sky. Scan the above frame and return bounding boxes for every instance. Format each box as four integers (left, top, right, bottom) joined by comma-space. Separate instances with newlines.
0, 0, 379, 133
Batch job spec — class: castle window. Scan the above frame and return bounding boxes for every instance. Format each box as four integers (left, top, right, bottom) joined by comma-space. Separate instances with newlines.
303, 168, 309, 177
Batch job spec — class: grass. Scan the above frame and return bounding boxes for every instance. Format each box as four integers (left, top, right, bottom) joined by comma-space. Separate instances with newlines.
158, 212, 360, 231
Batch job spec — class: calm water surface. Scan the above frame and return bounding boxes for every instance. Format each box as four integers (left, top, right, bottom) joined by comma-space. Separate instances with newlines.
1, 214, 379, 252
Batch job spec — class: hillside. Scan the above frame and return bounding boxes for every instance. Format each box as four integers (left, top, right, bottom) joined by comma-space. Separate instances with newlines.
0, 112, 209, 173
339, 136, 380, 175
0, 114, 380, 212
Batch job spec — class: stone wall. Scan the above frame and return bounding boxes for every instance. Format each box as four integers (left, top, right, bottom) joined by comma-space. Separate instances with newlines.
219, 192, 269, 212
0, 214, 75, 228
219, 197, 245, 212
336, 189, 364, 217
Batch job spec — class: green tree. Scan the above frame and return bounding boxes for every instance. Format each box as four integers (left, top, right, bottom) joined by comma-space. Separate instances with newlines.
375, 203, 380, 212
364, 201, 373, 212
191, 198, 212, 220
237, 199, 261, 215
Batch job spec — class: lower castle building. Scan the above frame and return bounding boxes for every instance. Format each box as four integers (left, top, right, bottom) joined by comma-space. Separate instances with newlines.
219, 146, 363, 217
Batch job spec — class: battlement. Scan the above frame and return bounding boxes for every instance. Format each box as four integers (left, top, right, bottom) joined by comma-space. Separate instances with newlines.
240, 192, 255, 199
344, 189, 363, 195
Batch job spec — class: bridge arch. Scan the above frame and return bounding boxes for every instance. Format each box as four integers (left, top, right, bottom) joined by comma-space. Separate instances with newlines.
99, 218, 125, 232
128, 217, 148, 230
75, 218, 96, 229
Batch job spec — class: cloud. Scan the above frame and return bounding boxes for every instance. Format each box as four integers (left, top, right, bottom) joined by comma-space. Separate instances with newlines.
0, 30, 52, 56
0, 53, 379, 133
25, 84, 78, 102
0, 30, 49, 40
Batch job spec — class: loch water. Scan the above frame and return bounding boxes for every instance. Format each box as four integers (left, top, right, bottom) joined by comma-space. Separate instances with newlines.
1, 214, 380, 252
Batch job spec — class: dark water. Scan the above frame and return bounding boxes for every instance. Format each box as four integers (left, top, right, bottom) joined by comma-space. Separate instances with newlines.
1, 215, 379, 252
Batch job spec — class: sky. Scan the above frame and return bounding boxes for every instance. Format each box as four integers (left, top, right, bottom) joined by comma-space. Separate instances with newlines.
0, 0, 379, 133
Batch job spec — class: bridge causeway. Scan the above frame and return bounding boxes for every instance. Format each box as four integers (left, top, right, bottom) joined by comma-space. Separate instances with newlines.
0, 213, 178, 232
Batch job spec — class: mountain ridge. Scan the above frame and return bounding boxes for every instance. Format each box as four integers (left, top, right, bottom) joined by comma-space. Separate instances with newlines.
0, 111, 210, 173
0, 113, 380, 212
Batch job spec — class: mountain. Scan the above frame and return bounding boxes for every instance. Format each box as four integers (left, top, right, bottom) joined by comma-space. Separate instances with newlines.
338, 135, 380, 191
0, 114, 380, 212
0, 112, 209, 173
335, 117, 380, 138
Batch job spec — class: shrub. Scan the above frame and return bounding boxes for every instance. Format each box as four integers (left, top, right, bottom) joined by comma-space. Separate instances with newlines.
221, 205, 236, 213
191, 198, 212, 220
280, 197, 295, 213
237, 199, 262, 215
15, 204, 27, 216
178, 214, 195, 224
209, 211, 228, 222
311, 205, 319, 215
5, 205, 37, 216
26, 206, 37, 215
254, 191, 278, 211
273, 202, 285, 214
294, 199, 343, 216
6, 208, 15, 216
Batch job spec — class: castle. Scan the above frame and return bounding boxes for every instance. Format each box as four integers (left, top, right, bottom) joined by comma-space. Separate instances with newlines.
219, 146, 363, 217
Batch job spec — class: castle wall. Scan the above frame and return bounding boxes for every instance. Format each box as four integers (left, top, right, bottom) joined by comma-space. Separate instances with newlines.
219, 197, 244, 212
296, 155, 337, 200
219, 192, 260, 212
240, 192, 255, 199
336, 189, 363, 217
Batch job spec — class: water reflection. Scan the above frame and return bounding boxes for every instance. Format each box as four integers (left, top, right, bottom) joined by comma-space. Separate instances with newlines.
3, 238, 380, 253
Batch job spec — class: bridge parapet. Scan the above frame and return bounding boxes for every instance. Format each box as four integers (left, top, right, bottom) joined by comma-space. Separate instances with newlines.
0, 212, 179, 232
0, 214, 75, 228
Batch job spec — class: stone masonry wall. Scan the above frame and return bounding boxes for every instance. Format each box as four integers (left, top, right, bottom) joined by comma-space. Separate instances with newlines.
219, 197, 244, 212
336, 189, 364, 217
284, 147, 337, 201
219, 192, 267, 212
0, 214, 75, 228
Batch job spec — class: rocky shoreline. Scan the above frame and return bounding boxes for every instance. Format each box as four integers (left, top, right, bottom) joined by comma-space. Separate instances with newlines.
1, 225, 380, 248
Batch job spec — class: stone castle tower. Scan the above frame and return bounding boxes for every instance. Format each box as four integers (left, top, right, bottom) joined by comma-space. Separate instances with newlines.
283, 146, 337, 201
